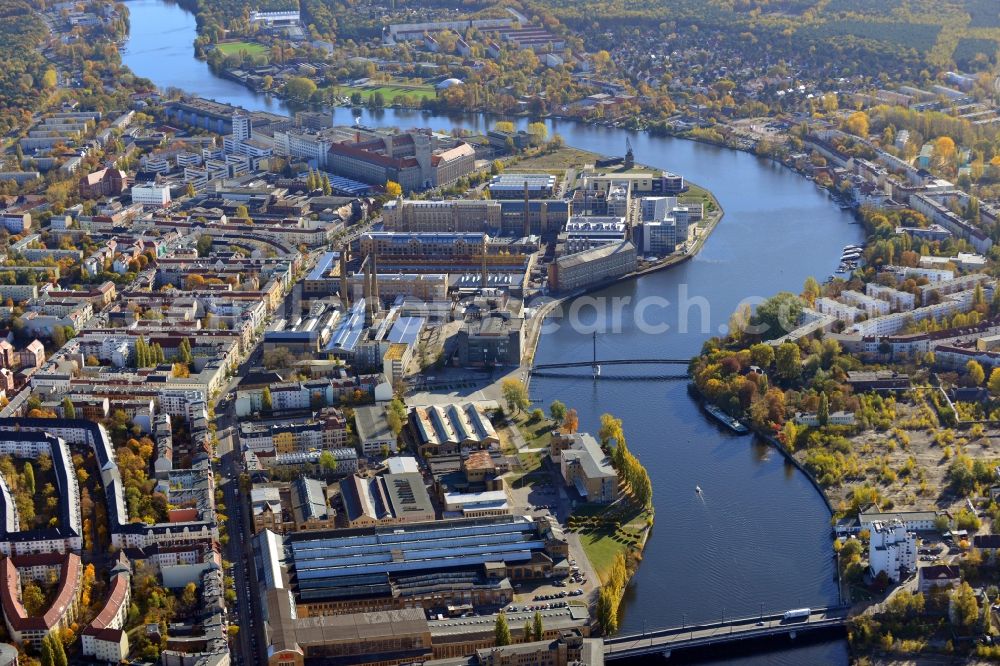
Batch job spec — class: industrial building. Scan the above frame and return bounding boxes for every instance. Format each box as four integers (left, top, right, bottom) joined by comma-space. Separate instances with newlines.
548, 241, 637, 294
252, 514, 569, 628
382, 199, 502, 232
456, 311, 523, 368
487, 173, 557, 199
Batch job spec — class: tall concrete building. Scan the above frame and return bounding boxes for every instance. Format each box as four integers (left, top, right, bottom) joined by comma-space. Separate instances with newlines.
232, 113, 251, 141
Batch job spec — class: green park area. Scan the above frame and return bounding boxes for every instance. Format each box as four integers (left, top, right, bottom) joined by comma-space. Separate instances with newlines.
215, 41, 269, 57
567, 503, 652, 583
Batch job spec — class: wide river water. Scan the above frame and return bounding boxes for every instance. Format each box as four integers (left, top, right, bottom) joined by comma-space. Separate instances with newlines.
123, 2, 864, 662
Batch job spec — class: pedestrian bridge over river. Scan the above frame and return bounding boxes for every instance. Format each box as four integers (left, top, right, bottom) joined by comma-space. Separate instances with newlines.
603, 606, 851, 660
529, 359, 693, 381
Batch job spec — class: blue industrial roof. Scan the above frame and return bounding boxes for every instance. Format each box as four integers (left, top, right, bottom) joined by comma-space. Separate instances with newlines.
322, 172, 373, 196
307, 251, 338, 282
289, 518, 545, 587
325, 299, 367, 353
388, 316, 425, 346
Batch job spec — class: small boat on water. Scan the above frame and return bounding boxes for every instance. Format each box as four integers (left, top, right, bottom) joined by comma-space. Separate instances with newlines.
703, 403, 750, 434
695, 485, 702, 494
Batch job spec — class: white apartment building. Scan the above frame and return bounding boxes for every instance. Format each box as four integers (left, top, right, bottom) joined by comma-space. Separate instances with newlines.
841, 290, 891, 316
869, 519, 916, 582
849, 288, 981, 337
865, 283, 915, 311
158, 389, 207, 419
886, 265, 954, 283
919, 274, 990, 305
815, 297, 863, 324
131, 184, 171, 207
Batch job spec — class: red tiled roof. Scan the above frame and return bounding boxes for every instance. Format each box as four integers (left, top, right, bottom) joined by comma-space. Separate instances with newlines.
1, 552, 80, 632
88, 571, 129, 630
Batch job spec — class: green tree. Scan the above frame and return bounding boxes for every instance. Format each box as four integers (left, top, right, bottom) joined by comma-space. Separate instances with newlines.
501, 378, 529, 414
234, 205, 249, 219
522, 619, 532, 642
177, 338, 192, 365
40, 634, 53, 666
749, 343, 775, 368
285, 76, 318, 103
61, 396, 75, 419
817, 393, 829, 427
527, 121, 548, 144
261, 386, 273, 412
495, 610, 512, 646
989, 368, 1000, 397
24, 462, 34, 495
52, 634, 67, 666
753, 292, 803, 339
196, 234, 213, 257
846, 111, 869, 137
51, 325, 66, 348
386, 408, 403, 437
801, 276, 821, 305
41, 68, 57, 89
967, 360, 986, 386
549, 400, 567, 422
532, 610, 544, 642
950, 582, 980, 630
597, 586, 619, 634
775, 343, 802, 381
319, 450, 338, 472
22, 581, 45, 615
181, 582, 198, 610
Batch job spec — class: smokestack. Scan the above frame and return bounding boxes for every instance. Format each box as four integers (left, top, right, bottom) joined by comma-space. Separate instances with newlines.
523, 182, 530, 238
370, 250, 380, 309
339, 250, 349, 307
363, 256, 374, 325
481, 234, 488, 290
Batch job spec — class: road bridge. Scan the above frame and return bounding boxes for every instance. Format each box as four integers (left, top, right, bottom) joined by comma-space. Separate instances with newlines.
603, 606, 850, 661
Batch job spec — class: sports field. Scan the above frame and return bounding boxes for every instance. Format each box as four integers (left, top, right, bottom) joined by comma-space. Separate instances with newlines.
215, 41, 269, 57
343, 82, 437, 102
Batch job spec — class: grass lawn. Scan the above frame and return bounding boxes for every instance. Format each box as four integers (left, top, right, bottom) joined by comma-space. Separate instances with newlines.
680, 180, 721, 216
335, 82, 438, 102
515, 146, 600, 171
513, 411, 555, 450
569, 502, 653, 583
215, 41, 269, 57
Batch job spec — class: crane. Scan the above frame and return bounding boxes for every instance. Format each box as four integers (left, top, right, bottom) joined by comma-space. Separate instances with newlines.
624, 137, 634, 169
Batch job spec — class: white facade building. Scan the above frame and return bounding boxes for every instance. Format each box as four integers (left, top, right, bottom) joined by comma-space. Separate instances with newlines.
842, 290, 891, 317
131, 184, 171, 207
865, 283, 916, 311
815, 297, 863, 324
869, 519, 917, 582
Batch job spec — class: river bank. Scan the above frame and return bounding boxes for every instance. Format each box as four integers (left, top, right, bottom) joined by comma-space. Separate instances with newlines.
123, 5, 856, 661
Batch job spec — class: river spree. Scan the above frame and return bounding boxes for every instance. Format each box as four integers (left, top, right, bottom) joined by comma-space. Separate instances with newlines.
123, 3, 862, 662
